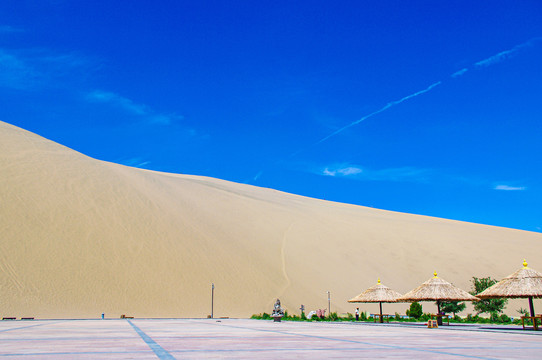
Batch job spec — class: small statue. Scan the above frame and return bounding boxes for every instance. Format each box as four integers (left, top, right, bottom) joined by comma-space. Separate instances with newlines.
272, 298, 284, 322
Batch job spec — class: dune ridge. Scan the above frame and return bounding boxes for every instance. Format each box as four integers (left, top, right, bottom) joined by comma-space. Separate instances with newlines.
1, 120, 540, 318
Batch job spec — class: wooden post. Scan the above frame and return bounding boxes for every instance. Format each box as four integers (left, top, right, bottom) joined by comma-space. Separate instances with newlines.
327, 291, 331, 318
379, 302, 383, 323
528, 296, 535, 317
211, 283, 214, 319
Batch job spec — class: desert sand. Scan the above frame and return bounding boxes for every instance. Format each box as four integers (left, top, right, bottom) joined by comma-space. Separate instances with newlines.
1, 120, 541, 319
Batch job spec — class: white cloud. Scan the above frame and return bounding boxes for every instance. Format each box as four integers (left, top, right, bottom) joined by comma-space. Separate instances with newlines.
320, 164, 427, 182
0, 49, 38, 89
87, 90, 148, 115
337, 166, 362, 176
0, 47, 91, 90
494, 185, 526, 191
86, 90, 182, 125
0, 41, 190, 132
322, 168, 337, 176
322, 166, 363, 177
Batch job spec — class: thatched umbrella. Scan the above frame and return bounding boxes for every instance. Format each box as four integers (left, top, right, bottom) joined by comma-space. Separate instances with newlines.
398, 272, 479, 317
477, 260, 542, 317
348, 279, 403, 323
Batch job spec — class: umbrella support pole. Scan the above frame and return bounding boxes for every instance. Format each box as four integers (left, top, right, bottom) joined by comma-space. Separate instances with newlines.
529, 296, 535, 318
436, 301, 443, 326
379, 302, 383, 323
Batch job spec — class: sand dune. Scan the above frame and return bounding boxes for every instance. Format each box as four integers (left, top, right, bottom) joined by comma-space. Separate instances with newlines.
1, 120, 540, 318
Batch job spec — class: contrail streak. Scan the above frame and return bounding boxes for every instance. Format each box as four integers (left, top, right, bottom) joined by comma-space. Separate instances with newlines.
251, 38, 540, 183
286, 81, 442, 159
475, 37, 540, 67
303, 38, 540, 153
315, 81, 442, 146
451, 68, 468, 78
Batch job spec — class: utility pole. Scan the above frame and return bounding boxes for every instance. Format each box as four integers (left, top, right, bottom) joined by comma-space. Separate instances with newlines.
327, 291, 331, 317
211, 283, 215, 319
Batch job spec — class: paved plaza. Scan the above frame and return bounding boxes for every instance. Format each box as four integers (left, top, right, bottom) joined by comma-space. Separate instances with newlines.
0, 318, 540, 359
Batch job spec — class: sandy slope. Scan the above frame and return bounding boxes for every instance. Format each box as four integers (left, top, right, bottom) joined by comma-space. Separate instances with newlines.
1, 120, 541, 319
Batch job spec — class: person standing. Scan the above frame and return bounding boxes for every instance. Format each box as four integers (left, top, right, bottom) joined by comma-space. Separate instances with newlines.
355, 308, 360, 321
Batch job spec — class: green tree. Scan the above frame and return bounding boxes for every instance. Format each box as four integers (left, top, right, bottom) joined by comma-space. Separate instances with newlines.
406, 302, 422, 319
470, 277, 507, 315
440, 301, 466, 317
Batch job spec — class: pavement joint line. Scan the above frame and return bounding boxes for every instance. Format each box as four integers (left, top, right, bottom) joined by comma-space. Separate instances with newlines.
408, 323, 539, 335
205, 321, 498, 360
127, 319, 177, 360
0, 350, 153, 357
345, 321, 542, 335
390, 324, 542, 343
1, 346, 487, 357
0, 336, 144, 341
166, 346, 449, 354
404, 324, 542, 337
265, 320, 542, 341
0, 320, 66, 333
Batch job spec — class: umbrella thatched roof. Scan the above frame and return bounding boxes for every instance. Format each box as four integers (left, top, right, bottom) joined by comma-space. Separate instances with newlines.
477, 260, 542, 299
348, 279, 403, 303
398, 272, 479, 302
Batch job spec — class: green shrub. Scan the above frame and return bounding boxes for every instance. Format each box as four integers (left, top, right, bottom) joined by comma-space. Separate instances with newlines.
346, 312, 354, 321
465, 313, 488, 323
251, 314, 262, 319
500, 314, 511, 323
328, 312, 339, 321
420, 313, 431, 322
301, 312, 307, 320
360, 311, 368, 321
261, 312, 271, 320
489, 312, 500, 323
395, 312, 401, 321
311, 314, 319, 321
406, 302, 423, 319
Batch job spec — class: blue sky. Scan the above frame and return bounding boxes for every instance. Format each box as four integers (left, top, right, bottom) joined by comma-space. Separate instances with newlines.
1, 1, 541, 232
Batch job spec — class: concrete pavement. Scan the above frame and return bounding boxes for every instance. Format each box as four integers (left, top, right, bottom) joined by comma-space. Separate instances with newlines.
0, 318, 540, 359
